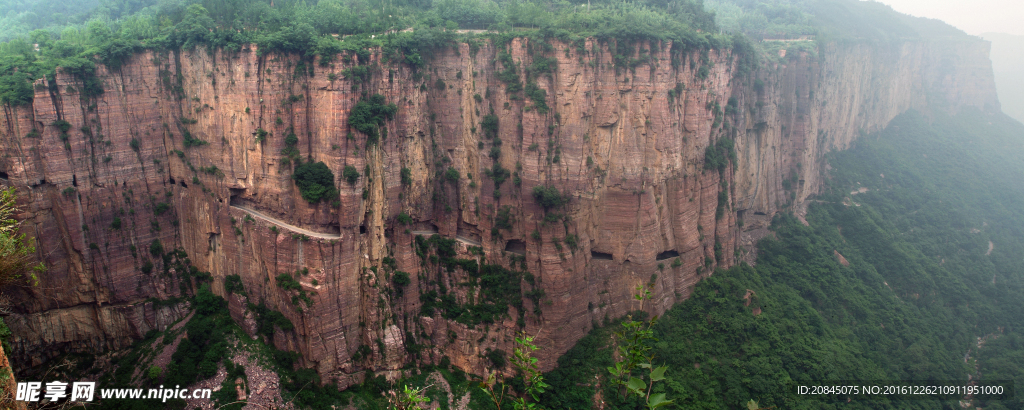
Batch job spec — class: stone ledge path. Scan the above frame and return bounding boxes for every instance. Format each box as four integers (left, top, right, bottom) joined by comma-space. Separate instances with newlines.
409, 230, 482, 247
231, 204, 341, 239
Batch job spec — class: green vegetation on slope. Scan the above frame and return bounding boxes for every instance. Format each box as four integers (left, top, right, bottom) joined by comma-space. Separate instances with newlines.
0, 0, 979, 115
706, 0, 971, 41
349, 93, 397, 146
540, 109, 1024, 409
415, 234, 533, 326
0, 0, 739, 108
0, 0, 103, 42
33, 246, 355, 410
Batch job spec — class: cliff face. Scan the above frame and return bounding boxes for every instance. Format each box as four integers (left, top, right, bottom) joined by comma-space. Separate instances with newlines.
0, 35, 997, 384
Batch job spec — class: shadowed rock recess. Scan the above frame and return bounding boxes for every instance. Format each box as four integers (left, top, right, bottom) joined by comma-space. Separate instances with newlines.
0, 35, 997, 387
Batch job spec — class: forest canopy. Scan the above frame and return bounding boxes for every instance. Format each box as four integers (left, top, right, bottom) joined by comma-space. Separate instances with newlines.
704, 0, 972, 41
0, 0, 729, 106
0, 0, 971, 107
540, 110, 1024, 409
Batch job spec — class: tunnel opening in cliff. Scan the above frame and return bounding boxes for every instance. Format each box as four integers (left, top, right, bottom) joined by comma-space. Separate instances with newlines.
656, 250, 680, 260
227, 190, 341, 235
457, 225, 481, 245
504, 240, 526, 255
591, 251, 614, 260
229, 190, 249, 207
412, 222, 439, 234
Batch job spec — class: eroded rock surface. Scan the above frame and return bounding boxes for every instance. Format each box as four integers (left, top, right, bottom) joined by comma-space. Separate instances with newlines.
0, 36, 997, 385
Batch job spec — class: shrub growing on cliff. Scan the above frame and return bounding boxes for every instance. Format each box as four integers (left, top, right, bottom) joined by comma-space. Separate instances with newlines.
397, 211, 413, 225
445, 167, 460, 183
154, 202, 171, 215
293, 161, 337, 202
494, 206, 514, 230
392, 271, 411, 297
564, 234, 578, 251
182, 131, 208, 147
481, 114, 499, 139
703, 137, 736, 174
348, 94, 397, 145
715, 188, 729, 220
149, 239, 163, 257
496, 52, 522, 93
343, 165, 360, 185
401, 167, 413, 186
280, 132, 301, 166
51, 120, 72, 134
255, 128, 268, 143
249, 302, 294, 338
525, 82, 549, 113
224, 274, 244, 295
0, 188, 43, 288
484, 163, 510, 188
275, 273, 302, 291
416, 235, 524, 325
532, 185, 567, 210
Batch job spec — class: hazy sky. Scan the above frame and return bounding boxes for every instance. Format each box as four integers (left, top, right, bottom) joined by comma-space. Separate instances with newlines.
871, 0, 1024, 36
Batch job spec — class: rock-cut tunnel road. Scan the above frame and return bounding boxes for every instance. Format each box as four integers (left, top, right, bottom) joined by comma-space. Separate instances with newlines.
231, 205, 341, 239
409, 230, 483, 247
231, 205, 481, 245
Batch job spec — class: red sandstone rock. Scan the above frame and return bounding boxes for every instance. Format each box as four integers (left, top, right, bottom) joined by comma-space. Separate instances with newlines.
0, 36, 998, 386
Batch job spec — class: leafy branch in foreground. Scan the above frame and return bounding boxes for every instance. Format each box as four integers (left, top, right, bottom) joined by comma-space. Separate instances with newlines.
387, 384, 431, 410
608, 285, 672, 410
480, 371, 508, 410
511, 333, 550, 410
481, 332, 550, 410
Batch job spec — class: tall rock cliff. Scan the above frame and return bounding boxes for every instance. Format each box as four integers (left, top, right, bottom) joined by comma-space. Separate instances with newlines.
0, 35, 998, 385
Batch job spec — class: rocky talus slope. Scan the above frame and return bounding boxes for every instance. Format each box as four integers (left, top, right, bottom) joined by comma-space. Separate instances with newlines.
0, 36, 997, 386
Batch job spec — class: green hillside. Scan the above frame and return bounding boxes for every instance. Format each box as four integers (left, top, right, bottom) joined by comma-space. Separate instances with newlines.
540, 110, 1024, 409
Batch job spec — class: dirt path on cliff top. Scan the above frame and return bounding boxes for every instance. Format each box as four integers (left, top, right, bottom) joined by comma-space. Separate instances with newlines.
231, 204, 341, 239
